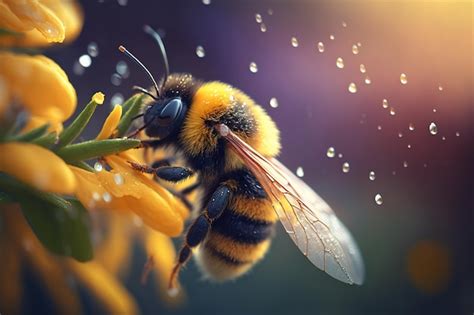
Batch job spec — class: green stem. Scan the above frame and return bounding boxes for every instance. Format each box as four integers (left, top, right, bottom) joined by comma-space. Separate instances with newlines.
56, 138, 141, 162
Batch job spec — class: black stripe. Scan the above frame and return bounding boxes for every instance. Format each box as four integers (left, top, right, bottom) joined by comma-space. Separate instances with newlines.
211, 209, 274, 244
221, 169, 267, 199
205, 242, 250, 266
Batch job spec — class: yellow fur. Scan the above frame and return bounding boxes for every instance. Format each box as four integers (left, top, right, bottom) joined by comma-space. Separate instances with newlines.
230, 197, 278, 222
206, 232, 271, 263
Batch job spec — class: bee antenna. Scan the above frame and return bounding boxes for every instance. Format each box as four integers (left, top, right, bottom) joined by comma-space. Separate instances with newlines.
143, 25, 170, 92
118, 45, 161, 98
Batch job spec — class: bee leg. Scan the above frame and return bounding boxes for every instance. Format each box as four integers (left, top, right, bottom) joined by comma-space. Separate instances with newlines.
155, 166, 194, 182
169, 184, 232, 290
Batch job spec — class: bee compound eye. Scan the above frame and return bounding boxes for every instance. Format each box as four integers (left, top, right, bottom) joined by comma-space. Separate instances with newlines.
158, 98, 182, 125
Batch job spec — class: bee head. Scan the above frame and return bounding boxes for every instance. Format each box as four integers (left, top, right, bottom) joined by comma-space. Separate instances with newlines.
143, 97, 186, 139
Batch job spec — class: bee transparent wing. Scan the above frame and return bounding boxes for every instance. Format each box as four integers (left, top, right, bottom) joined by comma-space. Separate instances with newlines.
217, 124, 364, 285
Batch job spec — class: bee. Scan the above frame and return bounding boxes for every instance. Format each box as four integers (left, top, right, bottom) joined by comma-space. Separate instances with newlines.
120, 25, 364, 291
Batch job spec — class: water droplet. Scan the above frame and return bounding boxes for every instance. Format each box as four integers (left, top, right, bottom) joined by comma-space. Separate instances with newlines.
329, 34, 335, 40
392, 171, 397, 175
92, 192, 101, 201
291, 37, 299, 47
442, 136, 446, 141
360, 64, 366, 73
267, 8, 273, 15
111, 73, 122, 86
407, 144, 412, 149
110, 93, 124, 106
342, 21, 347, 27
433, 108, 437, 113
338, 153, 343, 158
348, 82, 357, 93
255, 13, 262, 23
249, 62, 258, 73
269, 97, 279, 108
117, 0, 128, 5
260, 23, 267, 32
398, 132, 403, 138
429, 122, 438, 135
94, 162, 103, 172
400, 73, 408, 84
132, 215, 143, 227
113, 173, 124, 185
438, 85, 443, 91
382, 99, 389, 109
326, 147, 335, 158
423, 163, 428, 168
336, 57, 344, 68
202, 0, 211, 4
364, 76, 371, 84
296, 167, 304, 177
73, 61, 85, 75
79, 54, 92, 68
357, 42, 362, 47
87, 42, 99, 57
196, 45, 205, 58
455, 132, 460, 137
389, 107, 396, 116
342, 162, 350, 173
403, 161, 408, 168
352, 44, 359, 54
317, 42, 325, 52
409, 123, 415, 131
377, 125, 382, 130
115, 61, 129, 78
375, 193, 383, 205
102, 192, 112, 203
369, 171, 376, 181
168, 287, 180, 297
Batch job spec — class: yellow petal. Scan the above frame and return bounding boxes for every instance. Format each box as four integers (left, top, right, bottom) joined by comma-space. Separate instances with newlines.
96, 105, 122, 140
67, 260, 139, 315
145, 229, 186, 306
0, 52, 77, 122
0, 142, 76, 194
22, 115, 63, 134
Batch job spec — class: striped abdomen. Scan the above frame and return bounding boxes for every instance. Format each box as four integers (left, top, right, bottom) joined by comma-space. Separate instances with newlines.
196, 169, 277, 281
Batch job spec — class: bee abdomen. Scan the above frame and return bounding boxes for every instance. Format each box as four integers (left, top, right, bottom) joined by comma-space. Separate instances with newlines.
196, 196, 276, 281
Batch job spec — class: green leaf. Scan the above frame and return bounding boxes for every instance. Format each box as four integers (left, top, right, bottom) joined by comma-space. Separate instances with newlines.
9, 124, 50, 142
117, 94, 146, 137
31, 133, 58, 148
56, 96, 102, 148
56, 138, 141, 162
20, 197, 93, 262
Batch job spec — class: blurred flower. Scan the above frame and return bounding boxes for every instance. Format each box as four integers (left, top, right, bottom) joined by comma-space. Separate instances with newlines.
0, 0, 83, 47
0, 52, 77, 132
0, 142, 76, 194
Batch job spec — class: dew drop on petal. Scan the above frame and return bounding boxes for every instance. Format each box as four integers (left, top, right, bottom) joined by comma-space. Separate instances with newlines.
352, 44, 359, 54
196, 45, 205, 58
94, 162, 103, 172
429, 122, 438, 135
291, 37, 299, 47
92, 192, 101, 201
79, 54, 92, 68
111, 73, 122, 86
255, 13, 262, 23
249, 62, 258, 73
326, 147, 335, 158
389, 107, 396, 116
336, 57, 344, 68
113, 173, 124, 185
260, 23, 267, 32
110, 92, 124, 106
382, 99, 389, 109
364, 76, 371, 84
442, 136, 446, 141
87, 42, 99, 57
329, 34, 335, 40
400, 73, 408, 84
409, 123, 415, 131
360, 64, 366, 73
375, 193, 383, 205
369, 171, 376, 181
357, 42, 362, 47
296, 166, 304, 177
348, 82, 357, 93
317, 42, 325, 52
433, 108, 437, 113
102, 192, 112, 203
342, 162, 350, 173
269, 97, 279, 108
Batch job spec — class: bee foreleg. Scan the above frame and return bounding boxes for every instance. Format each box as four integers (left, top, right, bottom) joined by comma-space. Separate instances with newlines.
155, 166, 194, 182
169, 184, 232, 290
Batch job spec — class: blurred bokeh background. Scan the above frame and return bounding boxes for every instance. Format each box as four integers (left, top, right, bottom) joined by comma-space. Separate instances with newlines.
24, 0, 473, 314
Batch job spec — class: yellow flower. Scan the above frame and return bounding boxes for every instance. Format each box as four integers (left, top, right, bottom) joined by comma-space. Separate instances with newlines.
0, 142, 76, 194
96, 105, 122, 140
0, 0, 83, 47
0, 52, 77, 127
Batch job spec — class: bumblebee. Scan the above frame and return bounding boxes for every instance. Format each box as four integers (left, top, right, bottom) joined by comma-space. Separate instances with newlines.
120, 26, 364, 291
